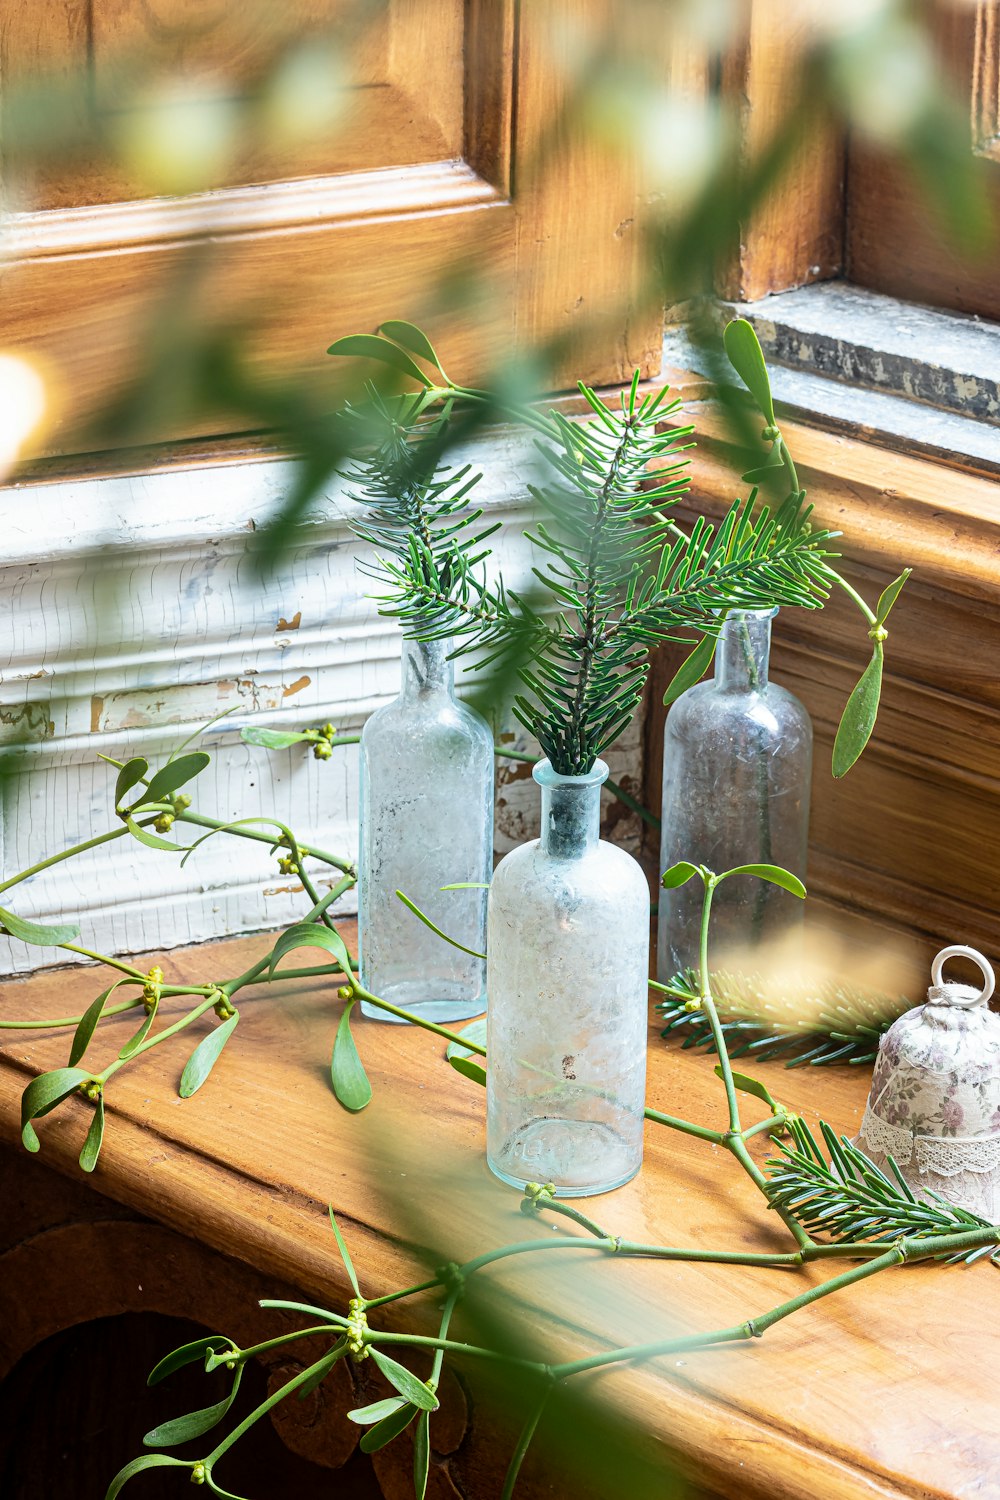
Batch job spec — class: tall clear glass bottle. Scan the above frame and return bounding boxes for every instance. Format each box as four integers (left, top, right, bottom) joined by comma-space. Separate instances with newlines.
657, 608, 812, 982
359, 635, 493, 1023
486, 759, 649, 1197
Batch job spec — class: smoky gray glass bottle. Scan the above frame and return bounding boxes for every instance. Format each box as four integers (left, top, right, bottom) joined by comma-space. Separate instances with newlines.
358, 636, 493, 1023
486, 759, 649, 1197
657, 609, 812, 982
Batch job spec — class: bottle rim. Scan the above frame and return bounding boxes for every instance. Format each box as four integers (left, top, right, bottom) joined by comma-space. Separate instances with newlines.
532, 758, 610, 789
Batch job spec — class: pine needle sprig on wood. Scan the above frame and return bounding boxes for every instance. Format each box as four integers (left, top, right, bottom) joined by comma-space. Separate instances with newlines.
766, 1119, 1000, 1262
657, 969, 907, 1067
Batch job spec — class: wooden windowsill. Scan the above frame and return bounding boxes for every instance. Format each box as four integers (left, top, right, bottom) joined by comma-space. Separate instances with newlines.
1, 923, 997, 1499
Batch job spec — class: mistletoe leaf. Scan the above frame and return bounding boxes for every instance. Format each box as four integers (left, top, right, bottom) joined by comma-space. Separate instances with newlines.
331, 1004, 372, 1112
21, 1067, 93, 1149
141, 751, 210, 806
70, 981, 132, 1066
378, 320, 447, 376
0, 905, 80, 947
269, 921, 352, 977
662, 633, 716, 706
104, 1455, 188, 1497
875, 568, 912, 626
723, 318, 775, 424
445, 1017, 487, 1061
178, 1012, 240, 1098
326, 334, 432, 386
414, 1409, 430, 1500
148, 1337, 235, 1386
143, 1367, 242, 1447
832, 644, 884, 779
661, 861, 700, 890
719, 863, 806, 898
715, 1066, 776, 1108
79, 1095, 105, 1173
448, 1055, 487, 1087
115, 757, 149, 809
348, 1396, 408, 1426
125, 816, 182, 852
117, 1000, 158, 1060
369, 1349, 439, 1411
240, 727, 315, 748
359, 1400, 418, 1454
328, 1207, 362, 1297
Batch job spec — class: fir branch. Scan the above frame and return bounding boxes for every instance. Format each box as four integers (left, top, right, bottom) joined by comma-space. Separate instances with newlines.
341, 392, 499, 635
658, 969, 906, 1067
767, 1119, 1000, 1261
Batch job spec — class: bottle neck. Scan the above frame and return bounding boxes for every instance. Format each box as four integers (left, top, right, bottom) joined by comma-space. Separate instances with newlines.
400, 636, 454, 699
714, 610, 775, 692
536, 759, 608, 858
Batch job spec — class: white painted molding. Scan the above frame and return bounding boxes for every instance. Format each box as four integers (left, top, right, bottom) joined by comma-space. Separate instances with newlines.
0, 429, 646, 974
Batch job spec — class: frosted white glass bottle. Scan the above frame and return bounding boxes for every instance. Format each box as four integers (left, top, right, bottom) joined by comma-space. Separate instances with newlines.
486, 759, 649, 1197
657, 608, 812, 982
358, 635, 493, 1023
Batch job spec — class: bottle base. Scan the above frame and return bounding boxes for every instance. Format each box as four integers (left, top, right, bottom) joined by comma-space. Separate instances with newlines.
359, 989, 486, 1025
487, 1117, 642, 1198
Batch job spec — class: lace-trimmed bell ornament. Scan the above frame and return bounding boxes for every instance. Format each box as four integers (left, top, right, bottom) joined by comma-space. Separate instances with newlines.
855, 945, 1000, 1221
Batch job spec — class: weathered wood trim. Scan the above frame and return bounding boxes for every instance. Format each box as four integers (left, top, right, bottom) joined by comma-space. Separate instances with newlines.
4, 161, 506, 259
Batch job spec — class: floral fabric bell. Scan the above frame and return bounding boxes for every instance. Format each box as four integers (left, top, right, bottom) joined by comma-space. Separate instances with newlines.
855, 945, 1000, 1220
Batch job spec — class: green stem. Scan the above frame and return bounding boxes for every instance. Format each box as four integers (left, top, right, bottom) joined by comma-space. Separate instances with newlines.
350, 981, 486, 1053
430, 1286, 461, 1386
294, 863, 341, 933
459, 1237, 615, 1278
223, 879, 355, 995
552, 1247, 903, 1379
59, 945, 148, 978
642, 1107, 725, 1145
777, 435, 801, 499
362, 1277, 443, 1312
0, 996, 143, 1030
98, 995, 218, 1081
207, 1344, 346, 1464
176, 809, 357, 878
727, 1130, 813, 1252
364, 1330, 546, 1373
501, 1382, 554, 1500
235, 1325, 339, 1363
696, 877, 740, 1135
255, 962, 356, 983
833, 573, 878, 626
532, 1199, 609, 1240
0, 825, 130, 895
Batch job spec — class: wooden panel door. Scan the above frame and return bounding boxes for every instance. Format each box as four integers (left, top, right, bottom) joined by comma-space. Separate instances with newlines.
0, 1, 661, 461
847, 1, 1000, 318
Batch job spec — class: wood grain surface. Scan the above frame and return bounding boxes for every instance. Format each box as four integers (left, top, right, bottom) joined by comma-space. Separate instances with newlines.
1, 923, 998, 1499
2, 0, 662, 460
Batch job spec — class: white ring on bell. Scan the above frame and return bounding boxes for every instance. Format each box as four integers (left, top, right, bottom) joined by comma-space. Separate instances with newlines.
930, 945, 995, 1006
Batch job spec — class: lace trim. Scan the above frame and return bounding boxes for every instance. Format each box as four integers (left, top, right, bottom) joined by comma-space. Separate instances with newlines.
915, 1133, 1000, 1177
859, 1106, 1000, 1177
858, 1105, 913, 1164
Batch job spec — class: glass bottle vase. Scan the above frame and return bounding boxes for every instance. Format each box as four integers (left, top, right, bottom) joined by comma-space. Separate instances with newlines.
359, 635, 493, 1023
486, 759, 649, 1197
657, 608, 812, 983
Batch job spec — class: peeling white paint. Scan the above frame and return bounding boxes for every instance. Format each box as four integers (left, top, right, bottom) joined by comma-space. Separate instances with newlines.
0, 430, 647, 973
